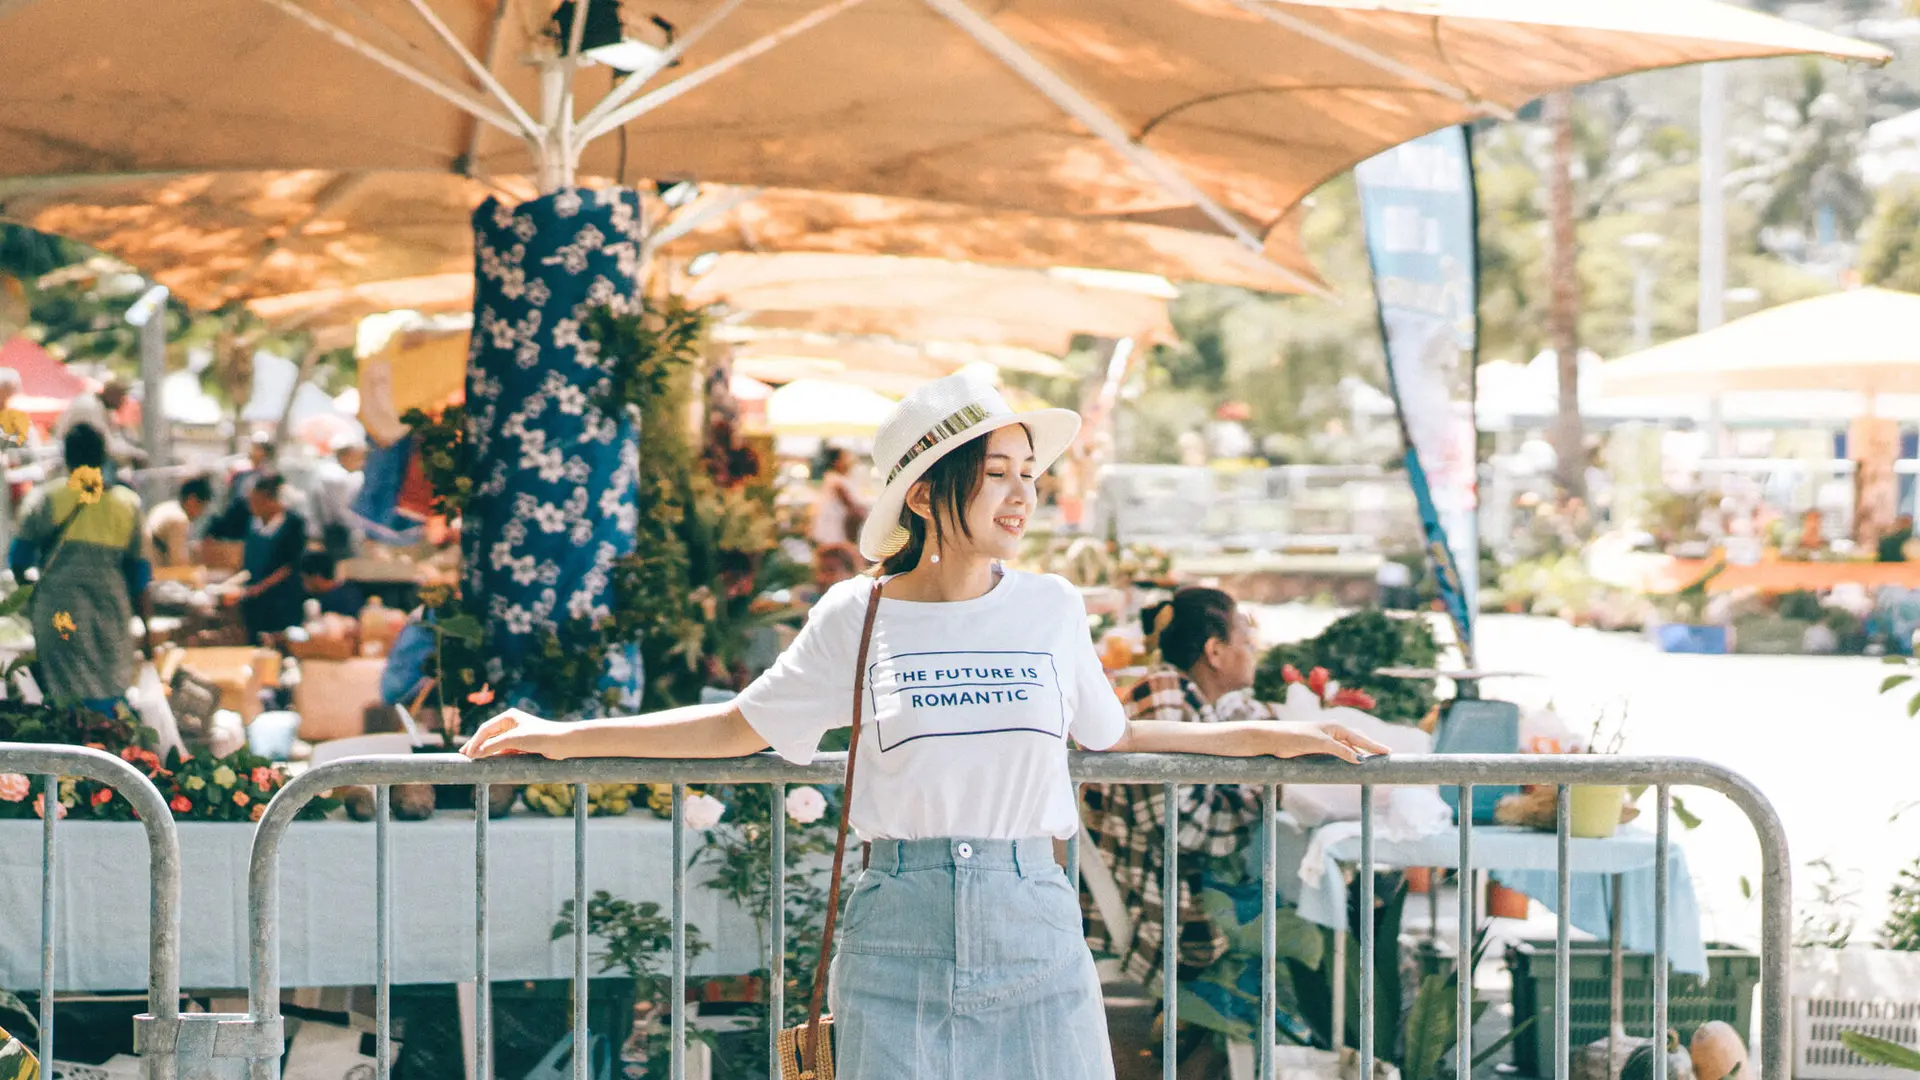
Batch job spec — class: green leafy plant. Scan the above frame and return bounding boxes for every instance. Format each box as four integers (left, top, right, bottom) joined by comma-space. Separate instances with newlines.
1400, 929, 1538, 1080
400, 404, 476, 521
1883, 857, 1920, 952
1256, 610, 1439, 725
553, 890, 714, 1080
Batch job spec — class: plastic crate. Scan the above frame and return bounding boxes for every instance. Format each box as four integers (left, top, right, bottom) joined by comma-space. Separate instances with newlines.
1793, 948, 1920, 1080
1506, 940, 1760, 1079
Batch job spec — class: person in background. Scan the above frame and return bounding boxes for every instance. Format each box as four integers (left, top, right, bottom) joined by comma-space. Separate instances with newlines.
300, 550, 366, 617
147, 475, 214, 568
209, 432, 274, 541
223, 473, 307, 642
808, 445, 866, 575
310, 434, 369, 559
10, 425, 149, 706
1882, 514, 1914, 564
55, 380, 144, 483
1082, 586, 1290, 1077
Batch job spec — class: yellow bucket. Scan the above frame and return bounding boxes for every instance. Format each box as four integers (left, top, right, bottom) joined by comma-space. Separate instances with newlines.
1570, 785, 1628, 839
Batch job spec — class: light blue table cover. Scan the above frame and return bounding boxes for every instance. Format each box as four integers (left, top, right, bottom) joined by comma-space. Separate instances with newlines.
0, 814, 767, 992
1271, 814, 1709, 976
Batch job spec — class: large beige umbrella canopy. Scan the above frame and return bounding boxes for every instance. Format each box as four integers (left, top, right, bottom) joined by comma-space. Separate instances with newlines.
679, 252, 1175, 354
0, 0, 1884, 296
0, 173, 1322, 317
1596, 288, 1920, 398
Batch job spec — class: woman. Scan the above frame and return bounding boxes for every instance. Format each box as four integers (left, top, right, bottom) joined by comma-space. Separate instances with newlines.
1083, 587, 1290, 1075
10, 424, 148, 707
462, 373, 1386, 1080
808, 446, 866, 576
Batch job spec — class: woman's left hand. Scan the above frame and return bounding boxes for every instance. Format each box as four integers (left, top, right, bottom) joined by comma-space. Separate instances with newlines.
1264, 721, 1391, 763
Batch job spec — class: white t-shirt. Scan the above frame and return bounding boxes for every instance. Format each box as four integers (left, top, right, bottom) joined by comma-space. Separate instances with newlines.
736, 570, 1128, 841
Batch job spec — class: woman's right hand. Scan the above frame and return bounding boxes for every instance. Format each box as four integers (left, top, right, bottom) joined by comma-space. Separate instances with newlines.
461, 707, 571, 760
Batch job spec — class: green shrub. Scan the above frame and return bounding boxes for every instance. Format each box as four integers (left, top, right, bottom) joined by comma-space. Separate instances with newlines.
1254, 610, 1439, 725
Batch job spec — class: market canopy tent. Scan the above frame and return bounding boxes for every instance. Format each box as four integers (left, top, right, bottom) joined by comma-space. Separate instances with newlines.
764, 378, 897, 437
0, 175, 1323, 317
1596, 288, 1920, 398
681, 253, 1176, 354
0, 0, 1884, 297
0, 335, 89, 422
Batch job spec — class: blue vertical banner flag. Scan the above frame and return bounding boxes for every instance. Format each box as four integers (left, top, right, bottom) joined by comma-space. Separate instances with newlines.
1354, 126, 1481, 662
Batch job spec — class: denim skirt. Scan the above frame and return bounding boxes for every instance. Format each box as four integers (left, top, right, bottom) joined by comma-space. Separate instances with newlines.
827, 837, 1115, 1080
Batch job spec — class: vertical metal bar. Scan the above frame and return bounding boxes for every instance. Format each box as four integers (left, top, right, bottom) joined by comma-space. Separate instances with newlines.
768, 783, 786, 1079
671, 783, 687, 1080
1556, 786, 1572, 1080
1066, 785, 1081, 888
1359, 786, 1376, 1080
476, 783, 492, 1080
39, 774, 55, 1069
1457, 784, 1474, 1080
1609, 875, 1625, 1080
1654, 787, 1671, 1080
1261, 785, 1278, 1080
376, 785, 393, 1080
573, 783, 589, 1080
1162, 781, 1177, 1080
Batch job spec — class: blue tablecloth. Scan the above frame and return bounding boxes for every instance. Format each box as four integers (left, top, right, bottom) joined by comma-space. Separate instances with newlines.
0, 814, 767, 992
1272, 814, 1709, 976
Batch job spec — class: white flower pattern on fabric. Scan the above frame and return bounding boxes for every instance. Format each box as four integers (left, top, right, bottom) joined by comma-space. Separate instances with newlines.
465, 189, 648, 712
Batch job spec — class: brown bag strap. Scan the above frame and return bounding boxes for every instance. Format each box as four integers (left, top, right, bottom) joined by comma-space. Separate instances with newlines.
803, 575, 885, 1065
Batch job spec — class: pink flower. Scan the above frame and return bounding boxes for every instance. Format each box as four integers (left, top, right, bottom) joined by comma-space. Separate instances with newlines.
1280, 664, 1304, 685
250, 804, 266, 822
784, 786, 827, 825
232, 791, 250, 808
0, 773, 29, 803
250, 767, 275, 788
34, 793, 66, 820
1307, 668, 1331, 698
91, 788, 114, 808
170, 795, 193, 814
683, 793, 727, 830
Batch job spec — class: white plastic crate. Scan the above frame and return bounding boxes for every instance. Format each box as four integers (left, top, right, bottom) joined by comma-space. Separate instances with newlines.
1794, 949, 1920, 1080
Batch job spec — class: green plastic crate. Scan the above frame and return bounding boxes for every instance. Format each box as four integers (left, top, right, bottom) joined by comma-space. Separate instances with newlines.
1506, 940, 1760, 1079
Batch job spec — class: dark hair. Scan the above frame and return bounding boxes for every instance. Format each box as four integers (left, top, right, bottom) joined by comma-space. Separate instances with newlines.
1145, 587, 1239, 670
179, 476, 215, 505
251, 472, 286, 501
877, 424, 1031, 577
62, 423, 107, 470
301, 551, 338, 580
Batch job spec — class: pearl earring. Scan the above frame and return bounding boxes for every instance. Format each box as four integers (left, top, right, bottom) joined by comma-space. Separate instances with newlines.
930, 552, 941, 564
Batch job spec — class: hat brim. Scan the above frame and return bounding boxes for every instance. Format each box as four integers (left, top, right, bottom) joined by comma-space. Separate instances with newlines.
856, 408, 1081, 562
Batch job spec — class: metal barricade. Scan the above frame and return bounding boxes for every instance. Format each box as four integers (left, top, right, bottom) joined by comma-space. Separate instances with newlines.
0, 742, 182, 1080
220, 752, 1789, 1080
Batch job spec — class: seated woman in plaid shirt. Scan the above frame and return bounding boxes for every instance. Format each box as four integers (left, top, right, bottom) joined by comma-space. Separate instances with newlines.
1083, 587, 1312, 1076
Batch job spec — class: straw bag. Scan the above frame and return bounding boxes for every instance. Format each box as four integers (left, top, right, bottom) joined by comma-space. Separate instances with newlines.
775, 577, 884, 1080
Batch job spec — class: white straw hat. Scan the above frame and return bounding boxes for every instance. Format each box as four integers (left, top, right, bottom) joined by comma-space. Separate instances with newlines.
859, 371, 1080, 562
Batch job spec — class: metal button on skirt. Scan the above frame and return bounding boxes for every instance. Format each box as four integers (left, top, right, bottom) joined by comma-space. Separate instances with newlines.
827, 837, 1116, 1080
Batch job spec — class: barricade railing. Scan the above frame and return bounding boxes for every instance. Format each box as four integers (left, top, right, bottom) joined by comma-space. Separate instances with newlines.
205, 753, 1783, 1080
0, 742, 182, 1080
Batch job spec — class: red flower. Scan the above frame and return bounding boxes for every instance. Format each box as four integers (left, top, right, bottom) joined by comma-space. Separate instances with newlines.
467, 684, 495, 706
1281, 664, 1304, 685
170, 795, 192, 814
1307, 667, 1331, 698
232, 791, 250, 808
1330, 688, 1377, 712
91, 787, 114, 808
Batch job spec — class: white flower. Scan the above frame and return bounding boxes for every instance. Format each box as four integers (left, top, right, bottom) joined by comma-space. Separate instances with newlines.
503, 605, 534, 635
532, 502, 568, 534
553, 189, 583, 219
683, 793, 727, 831
553, 382, 587, 416
527, 279, 552, 308
785, 787, 828, 825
